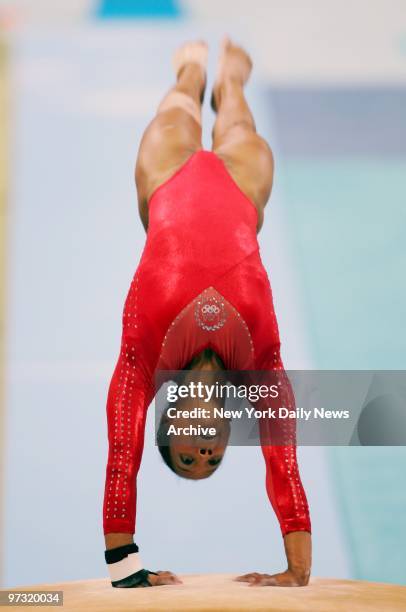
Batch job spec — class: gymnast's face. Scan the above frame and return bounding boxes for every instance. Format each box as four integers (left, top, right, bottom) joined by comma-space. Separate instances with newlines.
159, 349, 229, 478
164, 395, 231, 480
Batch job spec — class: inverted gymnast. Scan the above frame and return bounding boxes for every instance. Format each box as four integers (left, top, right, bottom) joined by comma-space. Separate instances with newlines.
103, 38, 312, 588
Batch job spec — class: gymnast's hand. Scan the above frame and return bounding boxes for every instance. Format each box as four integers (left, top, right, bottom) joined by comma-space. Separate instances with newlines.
235, 569, 309, 587
147, 570, 183, 586
235, 531, 311, 587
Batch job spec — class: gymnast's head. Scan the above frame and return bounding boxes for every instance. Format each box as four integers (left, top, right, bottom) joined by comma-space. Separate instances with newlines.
157, 348, 230, 479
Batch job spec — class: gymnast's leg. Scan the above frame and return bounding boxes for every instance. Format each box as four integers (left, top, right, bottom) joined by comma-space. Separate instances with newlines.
135, 41, 207, 231
211, 37, 274, 232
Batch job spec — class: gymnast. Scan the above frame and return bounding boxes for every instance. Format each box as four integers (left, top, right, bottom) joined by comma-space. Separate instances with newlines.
103, 38, 312, 588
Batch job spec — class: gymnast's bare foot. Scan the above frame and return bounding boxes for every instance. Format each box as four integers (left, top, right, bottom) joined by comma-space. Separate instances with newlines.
211, 36, 253, 111
172, 39, 208, 102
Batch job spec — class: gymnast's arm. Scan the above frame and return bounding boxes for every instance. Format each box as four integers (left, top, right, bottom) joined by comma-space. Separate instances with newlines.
237, 361, 312, 587
254, 440, 312, 586
103, 333, 182, 587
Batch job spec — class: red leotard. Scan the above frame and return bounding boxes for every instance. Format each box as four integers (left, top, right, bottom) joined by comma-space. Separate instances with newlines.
103, 150, 311, 537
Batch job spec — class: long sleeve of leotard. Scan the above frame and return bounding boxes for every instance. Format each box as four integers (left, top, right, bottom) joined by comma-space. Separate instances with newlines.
258, 346, 311, 537
103, 333, 154, 535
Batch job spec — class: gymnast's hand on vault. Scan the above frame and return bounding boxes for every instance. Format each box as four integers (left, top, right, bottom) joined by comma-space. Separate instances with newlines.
235, 569, 309, 587
147, 570, 183, 586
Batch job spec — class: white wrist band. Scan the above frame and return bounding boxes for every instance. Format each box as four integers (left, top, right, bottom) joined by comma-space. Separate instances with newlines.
107, 552, 143, 582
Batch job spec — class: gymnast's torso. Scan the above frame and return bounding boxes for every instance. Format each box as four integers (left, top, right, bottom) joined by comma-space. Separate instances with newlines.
123, 149, 281, 379
103, 148, 310, 539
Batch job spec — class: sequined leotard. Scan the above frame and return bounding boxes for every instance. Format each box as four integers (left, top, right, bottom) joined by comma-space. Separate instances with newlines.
103, 150, 311, 537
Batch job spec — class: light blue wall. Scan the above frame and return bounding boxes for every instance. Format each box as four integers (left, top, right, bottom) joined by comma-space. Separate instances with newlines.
279, 159, 406, 370
275, 147, 406, 584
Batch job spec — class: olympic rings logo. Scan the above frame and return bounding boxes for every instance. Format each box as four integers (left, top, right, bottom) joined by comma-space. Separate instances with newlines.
195, 295, 227, 332
201, 304, 220, 315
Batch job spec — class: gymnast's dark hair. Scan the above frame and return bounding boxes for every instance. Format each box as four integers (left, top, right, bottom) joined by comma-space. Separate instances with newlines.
157, 413, 177, 474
